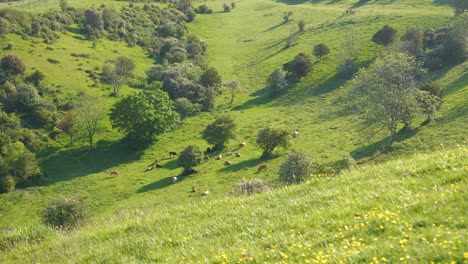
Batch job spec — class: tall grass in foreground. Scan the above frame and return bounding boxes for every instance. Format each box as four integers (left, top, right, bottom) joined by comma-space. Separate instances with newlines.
2, 145, 466, 263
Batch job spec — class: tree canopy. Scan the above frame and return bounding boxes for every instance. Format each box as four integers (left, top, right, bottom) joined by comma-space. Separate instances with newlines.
256, 126, 290, 159
347, 51, 431, 145
202, 115, 236, 150
109, 87, 180, 145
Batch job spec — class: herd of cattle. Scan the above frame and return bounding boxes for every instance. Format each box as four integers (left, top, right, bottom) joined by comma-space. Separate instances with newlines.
108, 131, 299, 195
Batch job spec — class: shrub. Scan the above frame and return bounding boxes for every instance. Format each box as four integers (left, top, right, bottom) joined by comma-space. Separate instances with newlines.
283, 53, 313, 79
232, 179, 270, 195
298, 20, 305, 32
14, 83, 39, 112
195, 5, 213, 14
0, 176, 15, 193
268, 68, 287, 98
202, 115, 236, 150
256, 126, 290, 159
338, 59, 358, 79
279, 152, 316, 184
43, 197, 86, 228
333, 154, 357, 174
178, 145, 203, 171
223, 3, 231, 12
174, 97, 202, 118
1, 54, 26, 77
372, 25, 397, 46
313, 43, 330, 59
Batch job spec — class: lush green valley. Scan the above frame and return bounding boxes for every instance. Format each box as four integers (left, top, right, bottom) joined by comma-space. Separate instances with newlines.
0, 0, 466, 262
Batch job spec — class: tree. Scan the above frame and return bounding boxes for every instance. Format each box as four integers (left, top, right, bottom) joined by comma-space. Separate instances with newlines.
14, 83, 39, 112
1, 54, 26, 79
202, 115, 236, 150
283, 53, 313, 79
298, 20, 305, 32
102, 56, 135, 96
178, 145, 203, 171
223, 80, 244, 104
279, 152, 316, 184
267, 68, 287, 98
283, 11, 293, 23
76, 94, 107, 149
84, 8, 103, 39
60, 0, 69, 12
109, 88, 180, 145
313, 43, 330, 59
256, 126, 290, 159
25, 70, 46, 86
57, 110, 79, 145
400, 28, 423, 56
223, 2, 231, 12
372, 25, 397, 46
347, 51, 428, 145
200, 67, 222, 90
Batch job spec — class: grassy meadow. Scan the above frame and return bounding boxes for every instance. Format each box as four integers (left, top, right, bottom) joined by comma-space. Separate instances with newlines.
1, 145, 466, 262
0, 0, 466, 261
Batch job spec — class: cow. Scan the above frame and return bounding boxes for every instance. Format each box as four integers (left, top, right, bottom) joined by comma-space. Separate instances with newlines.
226, 152, 233, 156
172, 176, 178, 184
169, 151, 177, 157
191, 186, 197, 193
204, 156, 210, 162
110, 170, 119, 176
155, 163, 163, 168
145, 166, 154, 171
216, 154, 223, 160
235, 152, 241, 157
239, 141, 246, 147
202, 189, 209, 196
224, 160, 232, 166
292, 131, 299, 138
257, 164, 268, 173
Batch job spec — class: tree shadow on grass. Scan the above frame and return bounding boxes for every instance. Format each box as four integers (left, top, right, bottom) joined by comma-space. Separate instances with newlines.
40, 139, 142, 185
232, 86, 274, 110
137, 170, 194, 193
217, 157, 278, 173
351, 127, 419, 160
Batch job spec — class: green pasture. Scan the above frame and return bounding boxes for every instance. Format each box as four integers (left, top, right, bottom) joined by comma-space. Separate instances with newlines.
0, 0, 465, 243
1, 146, 466, 262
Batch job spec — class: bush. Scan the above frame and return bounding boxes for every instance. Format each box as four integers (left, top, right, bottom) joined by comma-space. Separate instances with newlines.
178, 145, 203, 171
313, 43, 330, 59
257, 126, 290, 159
333, 154, 356, 174
202, 115, 236, 150
283, 53, 313, 79
223, 3, 231, 12
1, 54, 26, 77
14, 83, 39, 112
279, 152, 316, 184
338, 59, 358, 79
268, 68, 287, 98
43, 197, 86, 228
232, 179, 270, 195
372, 25, 397, 46
174, 97, 202, 118
195, 5, 212, 14
0, 176, 16, 193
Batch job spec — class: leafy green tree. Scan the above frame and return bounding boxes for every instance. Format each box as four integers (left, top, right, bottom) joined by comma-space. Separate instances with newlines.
283, 53, 313, 79
60, 0, 69, 12
313, 43, 330, 59
202, 115, 236, 150
372, 25, 397, 46
178, 145, 203, 171
200, 67, 222, 90
25, 70, 46, 86
256, 126, 290, 159
84, 8, 104, 40
76, 94, 107, 149
279, 152, 316, 184
109, 87, 180, 145
102, 56, 135, 96
347, 51, 428, 145
298, 20, 305, 32
268, 68, 287, 98
57, 110, 79, 145
400, 28, 424, 56
14, 83, 39, 112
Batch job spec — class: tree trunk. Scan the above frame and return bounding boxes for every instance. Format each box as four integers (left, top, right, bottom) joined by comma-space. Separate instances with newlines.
89, 135, 93, 149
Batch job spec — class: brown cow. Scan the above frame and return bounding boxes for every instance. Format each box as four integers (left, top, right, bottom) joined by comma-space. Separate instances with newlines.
191, 186, 197, 193
257, 164, 267, 173
169, 151, 177, 157
224, 160, 232, 166
216, 154, 223, 160
235, 152, 241, 157
110, 170, 119, 176
239, 141, 246, 147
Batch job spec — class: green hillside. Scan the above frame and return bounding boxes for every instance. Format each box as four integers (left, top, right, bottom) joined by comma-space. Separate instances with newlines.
0, 0, 466, 261
1, 145, 466, 262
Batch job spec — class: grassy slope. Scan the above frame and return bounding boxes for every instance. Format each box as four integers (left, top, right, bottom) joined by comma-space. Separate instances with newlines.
1, 145, 466, 262
0, 0, 466, 233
